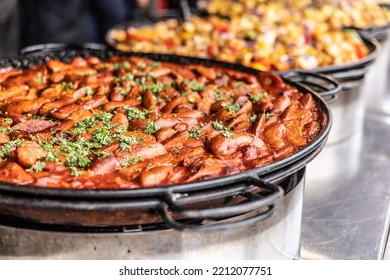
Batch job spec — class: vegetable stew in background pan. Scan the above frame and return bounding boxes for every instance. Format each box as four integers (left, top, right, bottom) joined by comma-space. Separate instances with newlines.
107, 15, 370, 71
0, 54, 327, 189
206, 0, 390, 29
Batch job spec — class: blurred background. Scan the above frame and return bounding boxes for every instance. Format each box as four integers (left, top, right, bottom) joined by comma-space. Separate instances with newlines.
0, 0, 204, 57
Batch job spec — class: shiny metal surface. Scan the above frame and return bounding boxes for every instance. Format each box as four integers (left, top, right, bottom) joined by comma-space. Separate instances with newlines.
301, 113, 390, 260
384, 227, 390, 260
326, 83, 365, 145
364, 39, 390, 114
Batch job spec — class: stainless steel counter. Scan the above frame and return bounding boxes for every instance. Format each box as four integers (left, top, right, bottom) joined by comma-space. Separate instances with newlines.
301, 113, 390, 260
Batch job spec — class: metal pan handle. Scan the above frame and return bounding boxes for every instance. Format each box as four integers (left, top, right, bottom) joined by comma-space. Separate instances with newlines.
159, 176, 284, 231
179, 0, 192, 22
160, 204, 276, 231
20, 43, 107, 55
281, 70, 342, 104
295, 82, 337, 104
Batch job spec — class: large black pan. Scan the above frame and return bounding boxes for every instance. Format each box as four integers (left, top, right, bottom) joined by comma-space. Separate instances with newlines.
0, 49, 337, 232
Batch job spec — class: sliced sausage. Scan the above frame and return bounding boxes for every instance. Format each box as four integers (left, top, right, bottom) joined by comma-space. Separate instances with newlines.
0, 133, 10, 144
81, 95, 108, 110
6, 97, 48, 114
91, 155, 121, 175
0, 162, 35, 185
111, 112, 129, 127
12, 119, 55, 133
104, 99, 141, 112
139, 165, 171, 187
210, 132, 266, 157
16, 141, 47, 168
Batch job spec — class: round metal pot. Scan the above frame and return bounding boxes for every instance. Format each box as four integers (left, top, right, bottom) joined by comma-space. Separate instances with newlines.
346, 20, 390, 115
0, 168, 305, 260
363, 39, 390, 115
0, 49, 334, 260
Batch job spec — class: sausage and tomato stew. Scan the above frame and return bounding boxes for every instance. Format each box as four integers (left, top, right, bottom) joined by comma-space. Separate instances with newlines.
0, 56, 326, 189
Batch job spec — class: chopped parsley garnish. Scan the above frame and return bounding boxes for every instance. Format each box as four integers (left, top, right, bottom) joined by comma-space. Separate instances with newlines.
221, 127, 235, 139
83, 70, 97, 76
172, 147, 180, 154
70, 118, 98, 135
121, 155, 144, 168
123, 73, 135, 81
79, 117, 98, 128
85, 87, 94, 96
116, 87, 131, 96
125, 107, 151, 120
38, 138, 57, 151
0, 138, 23, 159
184, 79, 206, 92
189, 80, 206, 92
211, 121, 234, 138
92, 127, 113, 146
249, 114, 257, 123
150, 62, 162, 68
0, 118, 14, 133
62, 82, 73, 91
145, 72, 157, 79
95, 151, 110, 158
45, 150, 60, 163
69, 166, 83, 177
166, 81, 176, 88
1, 118, 13, 126
26, 161, 46, 173
112, 61, 130, 70
66, 151, 91, 168
114, 73, 135, 83
94, 112, 114, 128
70, 127, 88, 135
265, 112, 275, 120
188, 128, 201, 139
211, 121, 224, 130
117, 134, 138, 151
147, 83, 164, 94
0, 127, 14, 134
117, 134, 137, 145
234, 81, 246, 88
54, 121, 139, 168
34, 75, 47, 84
30, 114, 46, 120
222, 103, 241, 113
136, 61, 147, 69
57, 138, 92, 168
121, 143, 133, 154
213, 91, 225, 101
99, 64, 108, 70
144, 121, 160, 134
249, 92, 268, 103
116, 125, 127, 134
